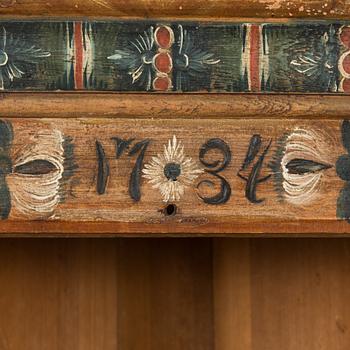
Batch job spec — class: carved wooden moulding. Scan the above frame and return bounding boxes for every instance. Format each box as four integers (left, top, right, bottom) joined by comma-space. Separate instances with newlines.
0, 20, 350, 93
0, 117, 349, 235
0, 0, 348, 19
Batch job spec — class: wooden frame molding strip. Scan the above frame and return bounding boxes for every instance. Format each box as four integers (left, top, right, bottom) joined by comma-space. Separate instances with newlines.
0, 0, 349, 19
0, 93, 349, 119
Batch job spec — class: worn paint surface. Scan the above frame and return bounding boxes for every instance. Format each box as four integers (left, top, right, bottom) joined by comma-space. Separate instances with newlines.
0, 117, 348, 233
0, 20, 349, 93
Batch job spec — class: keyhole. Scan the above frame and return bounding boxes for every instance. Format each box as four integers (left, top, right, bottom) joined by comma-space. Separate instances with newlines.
164, 204, 177, 216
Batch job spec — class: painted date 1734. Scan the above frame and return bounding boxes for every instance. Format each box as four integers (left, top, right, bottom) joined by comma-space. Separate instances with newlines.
100, 135, 274, 205
0, 118, 348, 231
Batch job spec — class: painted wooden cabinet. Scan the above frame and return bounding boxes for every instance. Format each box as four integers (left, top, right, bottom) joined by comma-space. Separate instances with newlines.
0, 1, 350, 350
0, 19, 349, 233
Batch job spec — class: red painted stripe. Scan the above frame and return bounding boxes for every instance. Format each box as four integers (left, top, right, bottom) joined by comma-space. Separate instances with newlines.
250, 25, 260, 92
74, 22, 84, 90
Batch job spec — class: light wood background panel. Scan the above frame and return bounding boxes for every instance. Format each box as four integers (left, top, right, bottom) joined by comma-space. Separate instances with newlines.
0, 239, 119, 350
116, 239, 213, 350
0, 238, 213, 350
214, 238, 350, 350
1, 238, 350, 349
213, 239, 252, 350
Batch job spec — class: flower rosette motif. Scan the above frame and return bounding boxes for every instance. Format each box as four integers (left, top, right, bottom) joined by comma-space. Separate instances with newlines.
0, 27, 50, 90
0, 120, 76, 220
290, 25, 339, 92
108, 24, 220, 91
142, 135, 203, 202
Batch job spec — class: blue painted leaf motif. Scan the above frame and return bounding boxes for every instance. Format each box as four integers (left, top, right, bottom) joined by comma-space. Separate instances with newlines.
290, 25, 339, 92
108, 25, 220, 91
336, 120, 350, 222
0, 27, 51, 90
108, 28, 156, 90
0, 175, 10, 220
174, 24, 220, 72
285, 159, 332, 175
341, 119, 350, 153
174, 25, 220, 91
0, 120, 13, 219
336, 120, 350, 182
337, 182, 350, 223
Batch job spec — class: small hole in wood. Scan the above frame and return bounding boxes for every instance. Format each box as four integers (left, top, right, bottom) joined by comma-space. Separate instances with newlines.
164, 204, 177, 216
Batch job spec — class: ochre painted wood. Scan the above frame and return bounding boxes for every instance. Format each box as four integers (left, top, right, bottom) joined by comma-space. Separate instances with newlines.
0, 117, 348, 235
0, 0, 349, 19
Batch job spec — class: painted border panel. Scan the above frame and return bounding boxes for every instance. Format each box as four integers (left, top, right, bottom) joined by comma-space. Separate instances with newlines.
1, 20, 350, 93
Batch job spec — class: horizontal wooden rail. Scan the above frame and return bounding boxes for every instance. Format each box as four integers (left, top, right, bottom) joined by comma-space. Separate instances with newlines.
0, 220, 350, 236
0, 0, 349, 19
0, 116, 347, 235
0, 93, 349, 119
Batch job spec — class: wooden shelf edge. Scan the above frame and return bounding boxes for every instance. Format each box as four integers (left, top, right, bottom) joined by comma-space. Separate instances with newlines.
0, 219, 349, 237
0, 0, 349, 20
0, 93, 349, 119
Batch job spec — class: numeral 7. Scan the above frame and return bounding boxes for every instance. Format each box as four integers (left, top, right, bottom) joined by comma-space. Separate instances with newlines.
111, 138, 151, 201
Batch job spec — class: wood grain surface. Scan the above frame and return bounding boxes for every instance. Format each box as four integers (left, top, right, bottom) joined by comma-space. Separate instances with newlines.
0, 238, 213, 350
1, 237, 350, 350
0, 0, 348, 19
116, 238, 213, 350
0, 93, 349, 119
0, 117, 348, 234
213, 238, 350, 350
